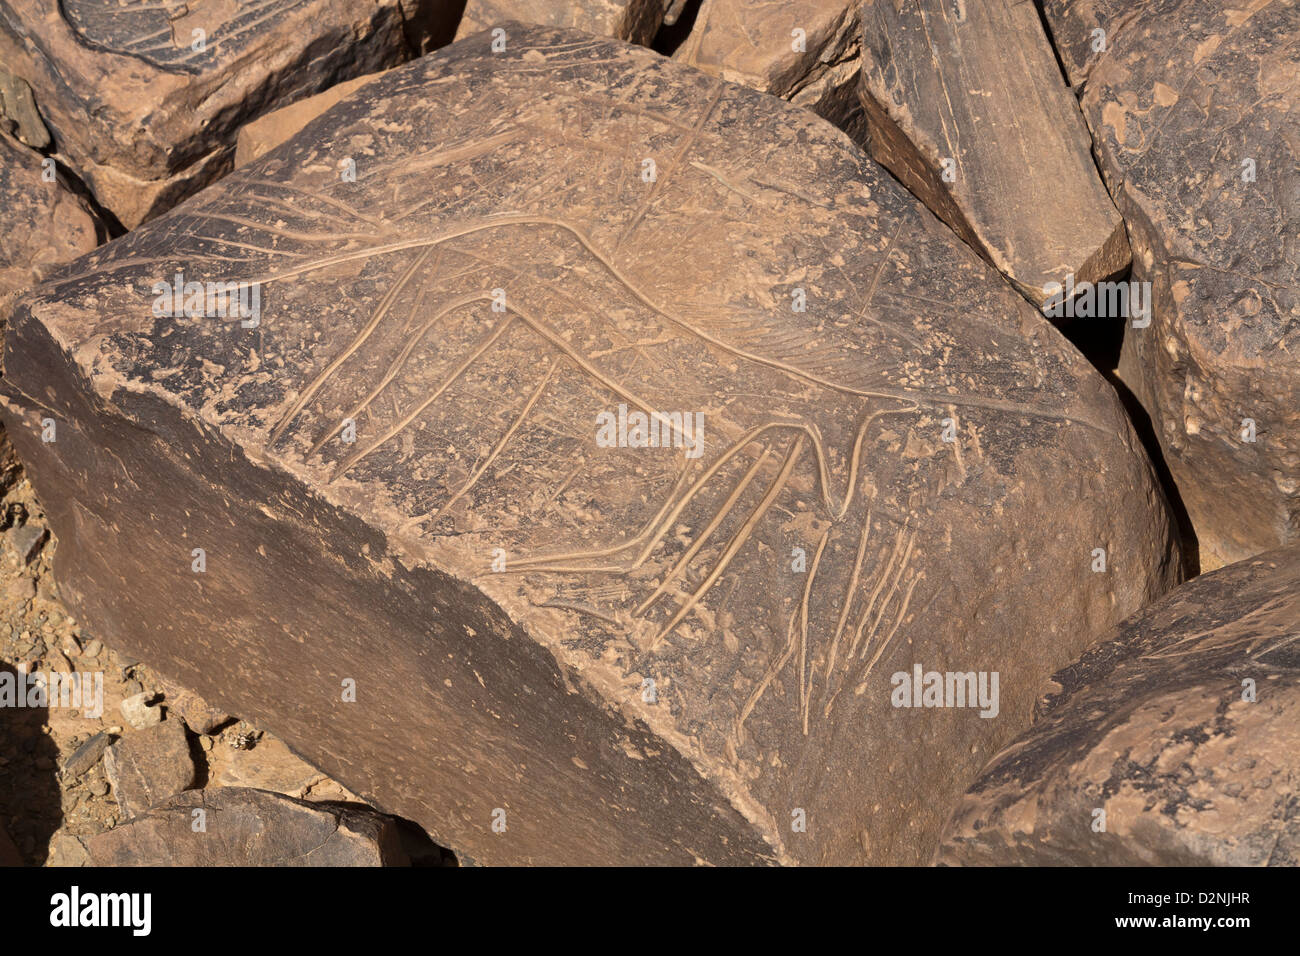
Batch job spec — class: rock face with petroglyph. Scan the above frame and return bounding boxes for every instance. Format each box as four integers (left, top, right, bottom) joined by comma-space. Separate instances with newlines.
938, 546, 1300, 866
0, 27, 1180, 865
455, 0, 667, 44
857, 0, 1130, 309
673, 0, 867, 144
0, 132, 101, 332
0, 0, 442, 227
1046, 0, 1300, 569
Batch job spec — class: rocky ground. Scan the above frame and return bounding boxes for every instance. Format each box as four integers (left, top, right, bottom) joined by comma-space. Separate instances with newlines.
0, 427, 453, 866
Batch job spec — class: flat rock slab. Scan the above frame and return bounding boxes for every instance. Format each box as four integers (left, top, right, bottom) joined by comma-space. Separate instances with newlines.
674, 0, 867, 143
104, 719, 197, 818
211, 736, 341, 799
938, 546, 1300, 866
455, 0, 666, 45
1046, 0, 1300, 569
87, 787, 408, 866
1, 26, 1179, 865
0, 132, 101, 328
857, 0, 1130, 309
0, 0, 436, 227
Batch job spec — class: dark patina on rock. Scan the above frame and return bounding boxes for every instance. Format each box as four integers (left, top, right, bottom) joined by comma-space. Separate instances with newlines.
0, 0, 447, 226
1046, 0, 1300, 569
938, 546, 1300, 866
1, 26, 1179, 865
87, 787, 408, 866
857, 0, 1130, 309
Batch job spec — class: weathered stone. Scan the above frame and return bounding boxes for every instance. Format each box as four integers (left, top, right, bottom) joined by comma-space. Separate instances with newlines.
857, 0, 1130, 309
0, 0, 443, 227
159, 680, 232, 735
0, 132, 101, 325
1, 27, 1180, 865
120, 692, 162, 730
5, 519, 45, 564
86, 787, 408, 866
234, 72, 383, 169
938, 546, 1300, 866
210, 734, 334, 798
455, 0, 667, 45
45, 832, 88, 867
1041, 0, 1143, 90
60, 729, 111, 779
1, 570, 33, 606
104, 719, 197, 818
1044, 0, 1300, 570
674, 0, 866, 142
0, 67, 48, 148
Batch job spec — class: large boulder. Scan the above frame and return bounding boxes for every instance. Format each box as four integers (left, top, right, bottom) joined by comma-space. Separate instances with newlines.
938, 546, 1300, 866
0, 0, 448, 227
0, 26, 1180, 865
673, 0, 866, 143
1045, 0, 1300, 569
857, 0, 1130, 309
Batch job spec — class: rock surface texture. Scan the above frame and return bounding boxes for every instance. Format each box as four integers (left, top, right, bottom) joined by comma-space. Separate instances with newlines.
103, 719, 197, 818
1, 28, 1181, 865
1046, 0, 1300, 569
857, 0, 1130, 308
87, 787, 408, 866
0, 132, 101, 329
938, 546, 1300, 866
0, 0, 439, 227
673, 0, 867, 143
455, 0, 666, 45
234, 73, 383, 169
1041, 0, 1143, 89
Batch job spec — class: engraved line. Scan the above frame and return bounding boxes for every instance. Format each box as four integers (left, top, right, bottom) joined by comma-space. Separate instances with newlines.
269, 245, 435, 444
649, 434, 805, 650
634, 445, 774, 616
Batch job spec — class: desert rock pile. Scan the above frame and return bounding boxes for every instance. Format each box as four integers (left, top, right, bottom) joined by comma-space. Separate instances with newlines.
0, 1, 1293, 868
